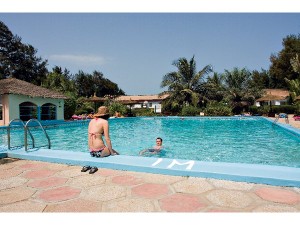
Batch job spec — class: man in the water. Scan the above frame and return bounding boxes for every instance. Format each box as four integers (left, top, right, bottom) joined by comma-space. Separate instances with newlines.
139, 137, 163, 155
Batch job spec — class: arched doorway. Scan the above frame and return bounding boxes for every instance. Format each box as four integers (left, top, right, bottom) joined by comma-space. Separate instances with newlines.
41, 103, 56, 120
19, 102, 37, 121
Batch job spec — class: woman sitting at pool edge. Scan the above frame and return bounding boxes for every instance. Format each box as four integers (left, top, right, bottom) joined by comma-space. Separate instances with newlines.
82, 106, 119, 174
88, 106, 119, 157
139, 137, 163, 155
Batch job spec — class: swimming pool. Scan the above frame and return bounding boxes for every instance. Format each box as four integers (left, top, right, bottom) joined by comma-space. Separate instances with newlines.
1, 116, 300, 168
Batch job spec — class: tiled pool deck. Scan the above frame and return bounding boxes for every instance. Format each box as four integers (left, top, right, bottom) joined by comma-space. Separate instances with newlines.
1, 157, 300, 212
0, 116, 300, 212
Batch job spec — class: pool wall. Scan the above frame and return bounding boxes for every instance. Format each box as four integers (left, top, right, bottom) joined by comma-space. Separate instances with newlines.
2, 148, 300, 187
263, 117, 300, 137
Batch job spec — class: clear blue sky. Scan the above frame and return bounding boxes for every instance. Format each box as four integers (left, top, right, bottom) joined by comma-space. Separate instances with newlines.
0, 13, 300, 95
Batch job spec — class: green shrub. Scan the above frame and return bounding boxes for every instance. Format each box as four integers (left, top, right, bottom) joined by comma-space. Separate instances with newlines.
73, 97, 95, 116
204, 102, 232, 116
133, 108, 156, 116
249, 106, 259, 114
161, 101, 181, 115
180, 106, 200, 116
271, 105, 297, 114
256, 105, 270, 115
108, 102, 127, 116
64, 98, 77, 119
251, 105, 297, 115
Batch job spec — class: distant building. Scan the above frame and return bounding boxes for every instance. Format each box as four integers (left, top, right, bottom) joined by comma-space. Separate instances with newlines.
0, 78, 68, 126
255, 89, 289, 107
115, 94, 169, 113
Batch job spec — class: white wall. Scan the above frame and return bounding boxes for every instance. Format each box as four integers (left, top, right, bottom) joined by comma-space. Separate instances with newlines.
130, 101, 162, 113
255, 99, 288, 107
0, 94, 65, 126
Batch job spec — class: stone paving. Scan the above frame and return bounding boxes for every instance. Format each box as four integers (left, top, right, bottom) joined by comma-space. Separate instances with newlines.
1, 158, 300, 212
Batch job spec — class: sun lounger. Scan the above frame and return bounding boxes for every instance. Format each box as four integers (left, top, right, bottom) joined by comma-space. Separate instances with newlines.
293, 115, 300, 121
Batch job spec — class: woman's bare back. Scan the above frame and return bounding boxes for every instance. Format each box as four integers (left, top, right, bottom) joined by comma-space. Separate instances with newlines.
88, 118, 106, 150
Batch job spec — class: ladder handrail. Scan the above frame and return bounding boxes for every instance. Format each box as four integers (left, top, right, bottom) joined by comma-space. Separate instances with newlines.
24, 119, 51, 151
273, 113, 289, 125
272, 117, 279, 125
7, 119, 35, 149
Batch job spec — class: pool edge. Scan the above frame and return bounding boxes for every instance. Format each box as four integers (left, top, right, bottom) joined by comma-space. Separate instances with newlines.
263, 116, 300, 137
5, 149, 300, 188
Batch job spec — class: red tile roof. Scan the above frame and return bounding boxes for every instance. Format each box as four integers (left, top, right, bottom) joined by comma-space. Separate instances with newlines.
0, 78, 68, 99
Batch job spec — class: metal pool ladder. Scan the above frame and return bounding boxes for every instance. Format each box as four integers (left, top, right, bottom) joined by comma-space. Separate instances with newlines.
273, 113, 289, 125
7, 119, 34, 149
7, 119, 51, 151
24, 119, 51, 151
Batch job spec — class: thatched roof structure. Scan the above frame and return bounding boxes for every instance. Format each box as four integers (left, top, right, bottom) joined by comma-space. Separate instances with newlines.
256, 89, 289, 102
115, 94, 169, 104
84, 93, 108, 111
0, 78, 68, 99
85, 93, 107, 103
256, 94, 287, 101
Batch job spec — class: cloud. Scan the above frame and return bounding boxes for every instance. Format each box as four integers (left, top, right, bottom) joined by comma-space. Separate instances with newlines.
49, 54, 108, 66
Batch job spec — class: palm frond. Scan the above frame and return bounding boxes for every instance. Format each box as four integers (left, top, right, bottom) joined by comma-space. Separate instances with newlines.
190, 64, 213, 88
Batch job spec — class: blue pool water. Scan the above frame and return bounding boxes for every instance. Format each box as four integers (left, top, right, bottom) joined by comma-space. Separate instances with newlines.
1, 117, 300, 168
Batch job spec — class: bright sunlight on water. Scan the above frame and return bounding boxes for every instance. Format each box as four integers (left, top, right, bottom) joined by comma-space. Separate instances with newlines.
1, 117, 300, 167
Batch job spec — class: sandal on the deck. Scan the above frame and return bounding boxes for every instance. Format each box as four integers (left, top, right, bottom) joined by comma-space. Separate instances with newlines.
89, 167, 98, 174
81, 165, 91, 172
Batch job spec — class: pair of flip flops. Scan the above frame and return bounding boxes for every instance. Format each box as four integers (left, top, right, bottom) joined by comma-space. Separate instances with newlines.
81, 166, 98, 174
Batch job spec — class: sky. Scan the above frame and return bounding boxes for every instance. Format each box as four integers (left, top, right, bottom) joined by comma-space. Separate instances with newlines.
0, 1, 300, 96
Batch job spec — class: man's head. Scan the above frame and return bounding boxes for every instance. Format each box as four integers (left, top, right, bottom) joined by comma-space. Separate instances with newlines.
156, 137, 163, 146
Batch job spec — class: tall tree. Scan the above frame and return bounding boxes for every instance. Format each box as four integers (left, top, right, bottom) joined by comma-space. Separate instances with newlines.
161, 56, 213, 110
42, 66, 77, 120
251, 69, 271, 89
74, 70, 94, 97
91, 71, 125, 97
74, 70, 125, 98
285, 54, 300, 102
222, 67, 262, 114
290, 53, 300, 74
284, 77, 300, 102
42, 66, 75, 94
0, 20, 17, 79
202, 72, 225, 102
0, 20, 48, 84
269, 34, 300, 88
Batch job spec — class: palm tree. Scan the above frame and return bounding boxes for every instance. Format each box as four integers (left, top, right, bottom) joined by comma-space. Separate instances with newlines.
161, 56, 213, 110
286, 54, 300, 103
43, 66, 75, 95
285, 77, 300, 102
290, 54, 300, 74
223, 67, 262, 114
203, 72, 225, 102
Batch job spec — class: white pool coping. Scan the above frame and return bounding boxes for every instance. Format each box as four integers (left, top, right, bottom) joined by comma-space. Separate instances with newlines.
1, 148, 300, 187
